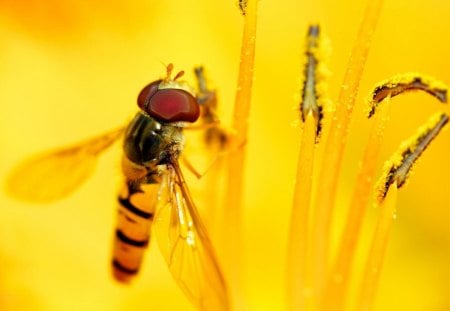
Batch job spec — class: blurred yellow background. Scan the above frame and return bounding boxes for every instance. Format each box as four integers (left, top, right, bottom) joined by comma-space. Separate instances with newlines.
1, 0, 449, 310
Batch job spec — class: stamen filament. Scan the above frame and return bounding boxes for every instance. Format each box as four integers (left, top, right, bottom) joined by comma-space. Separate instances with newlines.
223, 0, 259, 308
356, 182, 398, 311
324, 97, 391, 310
312, 0, 384, 297
287, 111, 317, 311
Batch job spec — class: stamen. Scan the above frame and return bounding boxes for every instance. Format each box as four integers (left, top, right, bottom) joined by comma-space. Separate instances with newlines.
324, 96, 391, 311
376, 112, 449, 202
287, 24, 328, 310
326, 73, 448, 309
238, 0, 247, 16
357, 182, 398, 311
300, 24, 324, 140
368, 73, 448, 117
287, 111, 317, 311
223, 0, 259, 308
313, 0, 384, 298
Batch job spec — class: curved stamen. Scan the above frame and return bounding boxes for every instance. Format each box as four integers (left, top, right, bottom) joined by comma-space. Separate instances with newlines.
368, 73, 448, 117
376, 112, 449, 202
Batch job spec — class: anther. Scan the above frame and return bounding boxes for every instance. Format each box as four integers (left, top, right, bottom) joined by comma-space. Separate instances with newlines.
239, 0, 247, 15
376, 113, 449, 202
368, 73, 448, 118
300, 24, 323, 140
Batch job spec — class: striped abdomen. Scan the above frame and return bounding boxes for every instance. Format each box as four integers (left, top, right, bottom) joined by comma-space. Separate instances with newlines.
112, 157, 161, 282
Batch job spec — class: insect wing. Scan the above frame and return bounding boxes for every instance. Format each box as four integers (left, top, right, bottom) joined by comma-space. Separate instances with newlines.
154, 166, 229, 311
6, 127, 124, 202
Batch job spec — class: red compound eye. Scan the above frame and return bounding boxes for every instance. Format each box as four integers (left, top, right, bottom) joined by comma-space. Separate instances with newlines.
137, 80, 161, 110
146, 88, 200, 123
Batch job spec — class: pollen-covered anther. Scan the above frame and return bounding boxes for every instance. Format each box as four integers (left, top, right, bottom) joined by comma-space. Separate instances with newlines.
238, 0, 248, 15
367, 73, 448, 118
376, 112, 449, 202
299, 24, 328, 141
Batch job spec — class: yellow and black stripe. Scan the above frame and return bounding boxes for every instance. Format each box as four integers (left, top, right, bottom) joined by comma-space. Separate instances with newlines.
112, 167, 160, 283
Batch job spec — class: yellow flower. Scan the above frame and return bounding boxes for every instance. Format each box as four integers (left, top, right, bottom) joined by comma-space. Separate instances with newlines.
1, 0, 449, 310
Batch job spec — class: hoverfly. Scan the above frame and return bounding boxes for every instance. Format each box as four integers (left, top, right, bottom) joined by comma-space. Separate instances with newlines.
6, 64, 229, 311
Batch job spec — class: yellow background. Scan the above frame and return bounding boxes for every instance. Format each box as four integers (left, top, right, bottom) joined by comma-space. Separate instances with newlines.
1, 0, 449, 310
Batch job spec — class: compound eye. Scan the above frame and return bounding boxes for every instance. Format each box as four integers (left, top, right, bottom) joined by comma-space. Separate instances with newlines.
137, 80, 162, 110
147, 88, 200, 123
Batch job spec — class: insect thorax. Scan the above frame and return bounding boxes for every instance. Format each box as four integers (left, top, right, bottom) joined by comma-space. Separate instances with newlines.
123, 112, 184, 169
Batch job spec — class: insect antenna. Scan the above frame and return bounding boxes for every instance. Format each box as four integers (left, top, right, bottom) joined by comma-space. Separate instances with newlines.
164, 63, 174, 82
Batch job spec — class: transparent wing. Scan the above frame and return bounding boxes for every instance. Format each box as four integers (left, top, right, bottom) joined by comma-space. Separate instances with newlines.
154, 161, 229, 311
6, 127, 124, 202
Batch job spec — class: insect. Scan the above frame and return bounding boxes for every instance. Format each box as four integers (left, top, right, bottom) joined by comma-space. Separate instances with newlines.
7, 64, 229, 311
